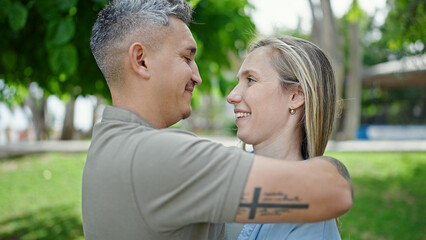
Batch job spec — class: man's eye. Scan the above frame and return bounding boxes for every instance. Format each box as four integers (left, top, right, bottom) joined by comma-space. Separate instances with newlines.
184, 57, 192, 63
247, 77, 255, 83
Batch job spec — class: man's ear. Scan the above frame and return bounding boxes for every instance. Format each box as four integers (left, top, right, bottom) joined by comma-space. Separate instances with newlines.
289, 85, 305, 109
128, 42, 151, 79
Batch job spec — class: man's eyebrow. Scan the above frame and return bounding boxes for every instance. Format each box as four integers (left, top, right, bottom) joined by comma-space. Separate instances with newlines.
187, 46, 197, 54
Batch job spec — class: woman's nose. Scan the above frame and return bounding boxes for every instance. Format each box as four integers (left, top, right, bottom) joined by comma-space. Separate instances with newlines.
226, 87, 242, 104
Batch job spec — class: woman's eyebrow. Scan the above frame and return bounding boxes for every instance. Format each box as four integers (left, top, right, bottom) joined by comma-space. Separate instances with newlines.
237, 69, 259, 78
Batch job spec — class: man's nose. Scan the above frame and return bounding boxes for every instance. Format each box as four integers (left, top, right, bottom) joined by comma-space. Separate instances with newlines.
191, 62, 202, 85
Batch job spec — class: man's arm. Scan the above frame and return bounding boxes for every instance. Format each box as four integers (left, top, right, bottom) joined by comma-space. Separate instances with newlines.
234, 155, 353, 223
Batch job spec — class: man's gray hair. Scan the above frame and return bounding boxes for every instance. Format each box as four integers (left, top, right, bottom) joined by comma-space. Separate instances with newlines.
90, 0, 192, 84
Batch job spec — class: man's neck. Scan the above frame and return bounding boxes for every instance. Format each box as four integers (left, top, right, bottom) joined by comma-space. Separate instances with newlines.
111, 86, 173, 129
112, 101, 170, 129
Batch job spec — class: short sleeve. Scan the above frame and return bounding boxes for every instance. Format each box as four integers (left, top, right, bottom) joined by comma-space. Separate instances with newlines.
131, 129, 254, 232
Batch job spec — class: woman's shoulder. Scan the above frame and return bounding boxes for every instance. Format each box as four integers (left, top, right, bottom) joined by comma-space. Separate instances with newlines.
237, 220, 340, 240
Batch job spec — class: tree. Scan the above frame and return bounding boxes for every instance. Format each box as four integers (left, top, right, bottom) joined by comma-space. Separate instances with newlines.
360, 0, 426, 126
337, 0, 369, 140
308, 0, 345, 139
190, 0, 255, 95
380, 0, 425, 57
0, 0, 256, 138
181, 0, 257, 131
362, 0, 425, 67
0, 0, 109, 140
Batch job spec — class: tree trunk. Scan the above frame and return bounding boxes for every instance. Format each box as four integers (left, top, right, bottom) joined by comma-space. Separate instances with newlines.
308, 0, 345, 139
26, 96, 48, 141
88, 95, 104, 136
308, 0, 321, 45
61, 97, 75, 140
341, 23, 362, 140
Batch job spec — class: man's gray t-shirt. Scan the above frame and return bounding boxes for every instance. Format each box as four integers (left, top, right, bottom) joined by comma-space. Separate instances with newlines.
82, 106, 254, 240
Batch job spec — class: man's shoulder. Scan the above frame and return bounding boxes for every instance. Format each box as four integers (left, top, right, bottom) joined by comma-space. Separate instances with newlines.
159, 127, 197, 137
93, 121, 199, 145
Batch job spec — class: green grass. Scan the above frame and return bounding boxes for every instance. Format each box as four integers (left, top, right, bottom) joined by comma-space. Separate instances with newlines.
0, 151, 425, 239
326, 151, 426, 240
0, 153, 86, 240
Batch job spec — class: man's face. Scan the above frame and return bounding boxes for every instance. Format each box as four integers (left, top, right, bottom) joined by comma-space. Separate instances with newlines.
147, 17, 202, 128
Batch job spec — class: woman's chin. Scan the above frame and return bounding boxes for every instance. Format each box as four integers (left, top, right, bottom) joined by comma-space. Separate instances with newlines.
237, 132, 252, 145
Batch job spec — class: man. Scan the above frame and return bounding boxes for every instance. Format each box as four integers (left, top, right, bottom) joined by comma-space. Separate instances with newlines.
82, 0, 353, 239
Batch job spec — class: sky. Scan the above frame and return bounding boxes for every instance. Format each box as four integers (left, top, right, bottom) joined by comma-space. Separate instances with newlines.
250, 0, 388, 35
0, 0, 389, 143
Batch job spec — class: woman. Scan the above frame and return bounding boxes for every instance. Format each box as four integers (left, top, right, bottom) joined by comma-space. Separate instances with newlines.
226, 36, 340, 239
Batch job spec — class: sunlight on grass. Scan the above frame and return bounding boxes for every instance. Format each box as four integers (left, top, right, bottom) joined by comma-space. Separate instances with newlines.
0, 153, 86, 240
326, 151, 426, 240
327, 151, 425, 179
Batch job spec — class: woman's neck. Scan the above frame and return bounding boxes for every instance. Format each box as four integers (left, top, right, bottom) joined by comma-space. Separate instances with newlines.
253, 128, 304, 161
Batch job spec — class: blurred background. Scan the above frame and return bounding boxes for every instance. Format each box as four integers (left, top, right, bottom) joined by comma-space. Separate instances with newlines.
0, 0, 425, 143
0, 0, 425, 239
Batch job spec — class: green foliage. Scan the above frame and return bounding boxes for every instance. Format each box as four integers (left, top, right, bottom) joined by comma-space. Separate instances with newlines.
339, 0, 370, 71
361, 88, 425, 124
336, 0, 425, 126
188, 0, 201, 8
190, 0, 256, 96
363, 0, 425, 65
46, 18, 75, 47
0, 0, 108, 102
344, 0, 368, 24
0, 80, 29, 106
7, 2, 28, 31
48, 44, 78, 76
339, 0, 426, 67
381, 0, 425, 54
0, 0, 255, 110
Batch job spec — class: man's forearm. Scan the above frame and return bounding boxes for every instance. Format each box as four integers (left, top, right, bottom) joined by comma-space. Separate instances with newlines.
234, 155, 353, 223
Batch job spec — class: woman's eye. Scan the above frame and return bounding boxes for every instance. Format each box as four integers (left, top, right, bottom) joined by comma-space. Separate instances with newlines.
184, 57, 192, 63
247, 77, 255, 83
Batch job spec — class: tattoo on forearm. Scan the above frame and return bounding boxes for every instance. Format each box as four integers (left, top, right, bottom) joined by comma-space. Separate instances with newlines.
323, 156, 354, 198
239, 187, 309, 219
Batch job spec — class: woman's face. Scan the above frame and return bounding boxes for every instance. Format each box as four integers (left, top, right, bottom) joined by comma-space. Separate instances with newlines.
227, 47, 293, 145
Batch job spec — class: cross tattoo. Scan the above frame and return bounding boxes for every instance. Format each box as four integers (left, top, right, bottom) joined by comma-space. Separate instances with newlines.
240, 187, 309, 219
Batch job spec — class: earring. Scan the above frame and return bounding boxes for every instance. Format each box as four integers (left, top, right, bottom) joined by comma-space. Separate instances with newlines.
289, 108, 296, 115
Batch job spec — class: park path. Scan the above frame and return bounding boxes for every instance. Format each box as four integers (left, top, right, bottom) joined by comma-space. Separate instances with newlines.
1, 136, 426, 159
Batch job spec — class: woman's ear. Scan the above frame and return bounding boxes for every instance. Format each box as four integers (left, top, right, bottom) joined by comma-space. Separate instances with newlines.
289, 85, 305, 109
128, 42, 150, 79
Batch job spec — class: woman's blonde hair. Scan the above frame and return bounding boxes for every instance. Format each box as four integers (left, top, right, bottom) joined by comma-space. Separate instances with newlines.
251, 36, 336, 158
